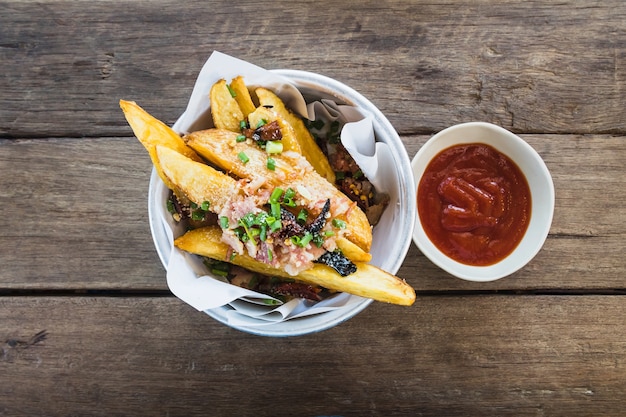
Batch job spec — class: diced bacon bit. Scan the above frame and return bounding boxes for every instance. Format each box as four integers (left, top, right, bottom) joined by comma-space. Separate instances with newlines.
217, 183, 348, 276
243, 120, 283, 142
270, 282, 322, 302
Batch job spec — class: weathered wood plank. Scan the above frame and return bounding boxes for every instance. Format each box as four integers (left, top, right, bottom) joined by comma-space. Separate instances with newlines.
1, 295, 625, 416
1, 0, 625, 137
1, 134, 624, 290
0, 137, 164, 289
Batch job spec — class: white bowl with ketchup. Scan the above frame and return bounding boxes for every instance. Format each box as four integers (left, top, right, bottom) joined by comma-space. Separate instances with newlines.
411, 122, 554, 282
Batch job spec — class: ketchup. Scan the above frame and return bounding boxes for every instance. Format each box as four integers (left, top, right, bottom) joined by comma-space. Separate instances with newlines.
417, 143, 531, 266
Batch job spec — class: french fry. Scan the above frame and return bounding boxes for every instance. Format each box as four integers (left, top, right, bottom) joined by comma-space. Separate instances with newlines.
158, 141, 371, 264
335, 237, 372, 263
229, 75, 257, 116
123, 83, 410, 306
184, 128, 373, 252
175, 226, 415, 306
210, 79, 244, 132
255, 87, 336, 184
155, 145, 238, 214
119, 99, 203, 194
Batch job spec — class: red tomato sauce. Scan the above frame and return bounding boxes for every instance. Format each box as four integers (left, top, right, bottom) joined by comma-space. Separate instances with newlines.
417, 143, 531, 266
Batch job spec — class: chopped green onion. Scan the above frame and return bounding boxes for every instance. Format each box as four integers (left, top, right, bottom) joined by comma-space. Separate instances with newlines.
239, 120, 248, 130
323, 230, 335, 237
267, 248, 273, 262
239, 212, 256, 228
235, 227, 249, 242
236, 134, 247, 142
237, 220, 257, 244
332, 218, 347, 229
269, 187, 284, 204
201, 201, 210, 211
238, 151, 249, 164
256, 118, 268, 128
212, 267, 229, 277
270, 202, 281, 219
265, 141, 283, 154
207, 260, 230, 277
191, 211, 205, 221
300, 232, 313, 247
248, 274, 259, 289
166, 199, 175, 214
297, 209, 308, 223
291, 232, 314, 248
266, 157, 276, 171
354, 169, 364, 179
220, 216, 229, 229
259, 224, 267, 241
190, 202, 198, 209
269, 219, 282, 232
312, 233, 325, 248
284, 188, 296, 200
335, 171, 346, 180
283, 187, 297, 207
227, 84, 237, 97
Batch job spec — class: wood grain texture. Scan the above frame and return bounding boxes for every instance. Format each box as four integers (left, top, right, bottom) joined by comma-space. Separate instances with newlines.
0, 137, 164, 289
1, 0, 625, 138
1, 135, 623, 290
2, 296, 626, 416
1, 1, 625, 415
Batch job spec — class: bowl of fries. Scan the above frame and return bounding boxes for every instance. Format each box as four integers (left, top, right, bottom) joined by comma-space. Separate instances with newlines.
124, 52, 416, 336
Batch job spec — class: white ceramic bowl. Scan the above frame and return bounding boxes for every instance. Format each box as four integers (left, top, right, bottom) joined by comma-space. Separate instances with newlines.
411, 122, 554, 282
149, 69, 416, 336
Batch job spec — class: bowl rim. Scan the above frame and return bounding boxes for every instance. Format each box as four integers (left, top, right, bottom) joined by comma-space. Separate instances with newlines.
148, 68, 416, 336
411, 121, 555, 282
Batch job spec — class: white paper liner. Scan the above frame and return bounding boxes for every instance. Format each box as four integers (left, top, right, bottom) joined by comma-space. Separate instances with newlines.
157, 51, 401, 327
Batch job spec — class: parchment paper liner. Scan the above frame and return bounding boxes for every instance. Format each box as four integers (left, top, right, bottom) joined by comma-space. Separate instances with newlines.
154, 51, 402, 326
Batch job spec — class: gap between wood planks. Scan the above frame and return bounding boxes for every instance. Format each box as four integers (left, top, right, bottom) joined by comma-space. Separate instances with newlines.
2, 288, 626, 297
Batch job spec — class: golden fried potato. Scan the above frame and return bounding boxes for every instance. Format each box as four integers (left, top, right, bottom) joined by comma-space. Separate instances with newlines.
155, 145, 238, 213
158, 138, 371, 263
335, 237, 372, 263
184, 128, 373, 252
175, 226, 415, 306
255, 87, 336, 184
119, 100, 203, 194
229, 76, 257, 117
210, 79, 244, 132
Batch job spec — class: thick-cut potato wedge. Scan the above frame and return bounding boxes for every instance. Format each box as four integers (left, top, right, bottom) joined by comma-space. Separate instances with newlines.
119, 100, 203, 194
229, 76, 257, 117
155, 145, 238, 213
210, 79, 244, 132
184, 128, 373, 252
255, 87, 336, 184
247, 106, 301, 153
175, 226, 415, 306
335, 237, 372, 263
158, 142, 371, 263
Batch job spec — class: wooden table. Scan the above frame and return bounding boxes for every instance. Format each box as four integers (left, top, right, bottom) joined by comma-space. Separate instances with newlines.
2, 1, 625, 415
